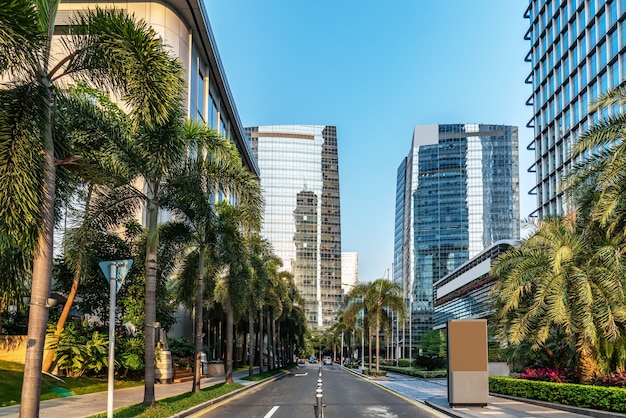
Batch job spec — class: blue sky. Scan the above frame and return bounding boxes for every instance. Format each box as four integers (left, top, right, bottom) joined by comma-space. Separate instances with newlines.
204, 0, 533, 282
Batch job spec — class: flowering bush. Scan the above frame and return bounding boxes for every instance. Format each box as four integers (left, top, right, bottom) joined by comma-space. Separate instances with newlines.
595, 371, 626, 388
519, 367, 579, 383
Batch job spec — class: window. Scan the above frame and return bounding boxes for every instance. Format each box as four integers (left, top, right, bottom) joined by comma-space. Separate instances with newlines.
610, 30, 618, 57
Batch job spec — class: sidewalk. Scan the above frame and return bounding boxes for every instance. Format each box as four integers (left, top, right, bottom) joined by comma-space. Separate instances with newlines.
0, 368, 261, 418
358, 369, 626, 418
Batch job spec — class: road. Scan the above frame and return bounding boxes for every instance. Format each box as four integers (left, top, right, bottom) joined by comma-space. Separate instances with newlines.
191, 363, 445, 418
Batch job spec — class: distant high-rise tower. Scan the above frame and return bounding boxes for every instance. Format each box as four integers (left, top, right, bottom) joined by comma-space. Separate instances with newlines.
341, 252, 358, 297
394, 124, 520, 347
246, 125, 341, 330
526, 1, 626, 218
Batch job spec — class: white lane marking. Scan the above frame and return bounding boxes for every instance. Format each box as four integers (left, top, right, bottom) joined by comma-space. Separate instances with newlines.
264, 405, 279, 418
295, 372, 308, 376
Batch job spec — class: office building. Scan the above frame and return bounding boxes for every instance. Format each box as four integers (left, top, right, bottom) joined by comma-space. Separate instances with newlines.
54, 0, 259, 339
433, 240, 515, 330
394, 124, 520, 348
246, 125, 342, 330
526, 0, 626, 218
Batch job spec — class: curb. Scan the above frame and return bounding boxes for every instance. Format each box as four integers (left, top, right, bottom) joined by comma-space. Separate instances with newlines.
169, 371, 289, 418
488, 393, 626, 418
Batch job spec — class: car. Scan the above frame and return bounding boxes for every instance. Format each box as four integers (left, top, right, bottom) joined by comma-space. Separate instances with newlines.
309, 356, 317, 363
323, 356, 332, 365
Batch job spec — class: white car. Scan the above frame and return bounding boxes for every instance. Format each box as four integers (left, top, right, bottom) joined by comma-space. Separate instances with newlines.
323, 356, 332, 365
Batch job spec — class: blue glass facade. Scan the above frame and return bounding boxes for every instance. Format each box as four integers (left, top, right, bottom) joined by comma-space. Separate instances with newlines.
246, 125, 342, 331
526, 0, 626, 218
394, 124, 519, 349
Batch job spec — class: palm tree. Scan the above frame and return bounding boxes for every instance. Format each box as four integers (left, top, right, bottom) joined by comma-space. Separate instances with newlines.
567, 86, 626, 237
213, 202, 253, 384
491, 213, 626, 384
43, 84, 133, 373
344, 279, 406, 373
159, 126, 262, 391
0, 3, 182, 414
246, 235, 274, 376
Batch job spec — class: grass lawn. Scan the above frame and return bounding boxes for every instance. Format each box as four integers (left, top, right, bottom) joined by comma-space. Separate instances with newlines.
0, 359, 142, 407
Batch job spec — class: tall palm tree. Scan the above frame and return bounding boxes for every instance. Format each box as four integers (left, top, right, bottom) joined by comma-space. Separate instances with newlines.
159, 126, 262, 391
344, 279, 406, 373
43, 84, 133, 373
213, 202, 253, 384
491, 213, 626, 384
246, 235, 274, 376
0, 3, 182, 414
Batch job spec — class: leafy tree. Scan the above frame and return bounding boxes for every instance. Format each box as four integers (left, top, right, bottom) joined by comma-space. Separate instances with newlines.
0, 2, 183, 414
420, 330, 444, 357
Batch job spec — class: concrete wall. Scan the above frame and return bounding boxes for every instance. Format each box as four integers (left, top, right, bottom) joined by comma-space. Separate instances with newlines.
0, 335, 52, 364
488, 361, 510, 376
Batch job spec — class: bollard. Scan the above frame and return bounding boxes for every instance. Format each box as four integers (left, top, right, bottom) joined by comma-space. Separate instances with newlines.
316, 386, 323, 418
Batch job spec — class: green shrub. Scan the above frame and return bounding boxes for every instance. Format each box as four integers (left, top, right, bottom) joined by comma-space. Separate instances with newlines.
117, 337, 144, 377
412, 355, 446, 370
488, 348, 507, 362
48, 321, 109, 377
398, 359, 412, 367
489, 376, 626, 413
380, 365, 447, 378
167, 337, 195, 358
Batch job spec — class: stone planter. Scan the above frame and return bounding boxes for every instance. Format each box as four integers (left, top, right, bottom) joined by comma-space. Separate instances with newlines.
206, 362, 225, 377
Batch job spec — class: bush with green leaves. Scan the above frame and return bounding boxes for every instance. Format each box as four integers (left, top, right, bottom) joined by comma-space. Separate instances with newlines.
167, 337, 195, 368
489, 376, 626, 413
47, 320, 147, 378
412, 355, 446, 370
47, 321, 108, 377
117, 336, 145, 377
397, 358, 412, 367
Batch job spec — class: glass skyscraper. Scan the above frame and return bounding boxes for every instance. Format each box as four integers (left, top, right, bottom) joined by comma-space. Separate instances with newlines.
526, 0, 626, 218
394, 124, 520, 347
246, 125, 342, 330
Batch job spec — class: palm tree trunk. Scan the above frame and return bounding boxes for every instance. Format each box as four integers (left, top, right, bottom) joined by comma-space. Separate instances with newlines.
578, 343, 599, 385
143, 201, 159, 407
20, 99, 55, 418
272, 319, 278, 369
225, 297, 234, 384
192, 246, 205, 392
375, 319, 380, 373
267, 308, 274, 370
259, 309, 264, 371
248, 308, 255, 376
368, 326, 373, 372
0, 296, 4, 336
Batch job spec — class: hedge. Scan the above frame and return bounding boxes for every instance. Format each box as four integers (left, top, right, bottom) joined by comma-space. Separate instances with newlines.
489, 376, 626, 413
380, 365, 447, 378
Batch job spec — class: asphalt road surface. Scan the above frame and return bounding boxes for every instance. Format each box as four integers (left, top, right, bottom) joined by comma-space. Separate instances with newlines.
191, 363, 444, 418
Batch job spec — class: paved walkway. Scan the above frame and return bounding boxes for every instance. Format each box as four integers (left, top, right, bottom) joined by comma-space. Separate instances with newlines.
364, 370, 626, 418
0, 369, 261, 418
2, 367, 626, 417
